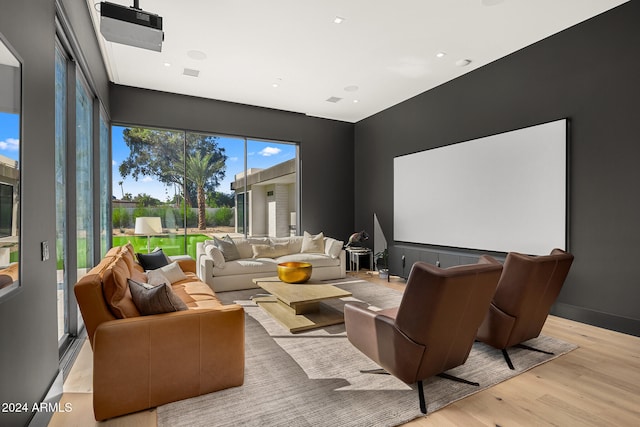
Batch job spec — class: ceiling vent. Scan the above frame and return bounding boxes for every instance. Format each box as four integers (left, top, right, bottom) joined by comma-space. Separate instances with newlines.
183, 68, 200, 77
326, 96, 342, 103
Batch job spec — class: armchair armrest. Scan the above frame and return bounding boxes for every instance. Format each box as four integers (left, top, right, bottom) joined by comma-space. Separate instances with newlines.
92, 305, 244, 421
344, 303, 424, 384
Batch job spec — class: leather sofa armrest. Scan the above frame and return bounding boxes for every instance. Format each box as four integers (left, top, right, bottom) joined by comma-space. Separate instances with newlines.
175, 258, 196, 273
92, 305, 244, 421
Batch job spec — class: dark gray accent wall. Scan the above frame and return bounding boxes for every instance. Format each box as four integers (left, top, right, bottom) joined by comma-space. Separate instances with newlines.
0, 2, 58, 426
109, 84, 355, 241
59, 0, 111, 113
0, 1, 111, 425
354, 1, 640, 336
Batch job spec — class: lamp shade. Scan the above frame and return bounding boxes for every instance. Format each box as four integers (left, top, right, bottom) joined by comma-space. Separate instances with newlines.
134, 217, 162, 235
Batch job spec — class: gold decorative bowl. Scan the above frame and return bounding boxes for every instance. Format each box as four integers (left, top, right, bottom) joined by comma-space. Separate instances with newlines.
277, 262, 313, 284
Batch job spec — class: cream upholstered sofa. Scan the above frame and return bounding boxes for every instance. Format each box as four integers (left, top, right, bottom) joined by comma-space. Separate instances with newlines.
196, 232, 346, 292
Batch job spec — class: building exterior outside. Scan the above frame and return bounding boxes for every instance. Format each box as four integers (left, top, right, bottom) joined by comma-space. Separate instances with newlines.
231, 158, 296, 237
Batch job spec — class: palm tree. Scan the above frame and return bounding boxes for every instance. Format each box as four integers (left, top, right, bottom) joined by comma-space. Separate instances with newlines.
118, 181, 124, 199
185, 152, 224, 230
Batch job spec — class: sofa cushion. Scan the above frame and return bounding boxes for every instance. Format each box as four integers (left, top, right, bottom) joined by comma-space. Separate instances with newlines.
102, 256, 141, 318
214, 235, 241, 261
252, 242, 290, 258
128, 279, 188, 315
301, 231, 325, 254
213, 258, 278, 277
277, 252, 341, 268
270, 236, 303, 254
136, 249, 170, 270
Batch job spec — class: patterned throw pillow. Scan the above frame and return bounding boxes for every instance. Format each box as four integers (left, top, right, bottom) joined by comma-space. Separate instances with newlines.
128, 279, 188, 316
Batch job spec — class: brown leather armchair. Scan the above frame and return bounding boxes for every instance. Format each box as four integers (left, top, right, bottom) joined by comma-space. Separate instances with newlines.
344, 258, 503, 413
476, 248, 574, 369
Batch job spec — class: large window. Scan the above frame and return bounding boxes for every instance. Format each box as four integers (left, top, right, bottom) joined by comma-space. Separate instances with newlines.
112, 126, 298, 255
54, 44, 67, 341
99, 112, 110, 257
75, 74, 93, 277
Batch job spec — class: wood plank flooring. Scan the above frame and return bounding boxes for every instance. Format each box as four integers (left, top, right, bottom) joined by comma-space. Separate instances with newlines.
49, 272, 640, 426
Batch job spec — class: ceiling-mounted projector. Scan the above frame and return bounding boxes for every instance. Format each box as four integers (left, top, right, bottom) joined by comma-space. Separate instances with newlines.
100, 1, 163, 52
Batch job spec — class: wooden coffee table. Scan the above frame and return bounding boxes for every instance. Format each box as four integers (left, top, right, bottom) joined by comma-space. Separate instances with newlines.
251, 277, 352, 333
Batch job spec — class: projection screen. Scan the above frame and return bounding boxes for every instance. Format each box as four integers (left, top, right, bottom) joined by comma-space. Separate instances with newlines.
393, 119, 567, 255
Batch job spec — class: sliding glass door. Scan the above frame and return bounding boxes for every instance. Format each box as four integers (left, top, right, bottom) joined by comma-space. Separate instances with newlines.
54, 43, 68, 342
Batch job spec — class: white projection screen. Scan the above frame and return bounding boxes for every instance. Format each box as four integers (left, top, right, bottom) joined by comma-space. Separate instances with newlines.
393, 119, 567, 255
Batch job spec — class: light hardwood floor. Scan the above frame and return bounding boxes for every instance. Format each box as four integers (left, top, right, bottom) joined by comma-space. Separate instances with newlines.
49, 272, 640, 426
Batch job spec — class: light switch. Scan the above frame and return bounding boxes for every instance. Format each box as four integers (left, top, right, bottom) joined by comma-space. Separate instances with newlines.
41, 241, 49, 261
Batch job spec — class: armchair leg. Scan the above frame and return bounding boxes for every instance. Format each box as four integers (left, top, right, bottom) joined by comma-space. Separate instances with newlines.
502, 344, 555, 370
516, 343, 554, 356
361, 369, 427, 414
437, 372, 480, 387
417, 380, 426, 414
502, 349, 515, 370
360, 368, 389, 375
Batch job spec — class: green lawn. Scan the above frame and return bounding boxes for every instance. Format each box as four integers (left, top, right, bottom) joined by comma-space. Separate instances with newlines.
112, 234, 210, 260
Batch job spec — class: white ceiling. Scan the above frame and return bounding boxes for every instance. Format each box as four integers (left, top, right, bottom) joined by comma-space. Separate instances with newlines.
87, 0, 628, 123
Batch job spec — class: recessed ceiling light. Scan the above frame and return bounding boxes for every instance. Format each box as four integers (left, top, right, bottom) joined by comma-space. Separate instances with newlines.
436, 52, 446, 58
326, 96, 342, 103
353, 99, 359, 103
272, 83, 279, 88
334, 16, 345, 24
163, 62, 171, 67
455, 59, 472, 67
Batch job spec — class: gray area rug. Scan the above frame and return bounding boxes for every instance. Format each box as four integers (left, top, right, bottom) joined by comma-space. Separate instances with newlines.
157, 279, 577, 427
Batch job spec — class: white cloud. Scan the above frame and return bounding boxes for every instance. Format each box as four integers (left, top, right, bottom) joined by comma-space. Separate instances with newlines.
112, 160, 118, 166
229, 156, 239, 162
259, 147, 281, 157
0, 138, 19, 151
142, 176, 154, 182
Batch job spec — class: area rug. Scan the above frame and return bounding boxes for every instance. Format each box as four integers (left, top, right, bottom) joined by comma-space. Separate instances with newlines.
157, 279, 577, 427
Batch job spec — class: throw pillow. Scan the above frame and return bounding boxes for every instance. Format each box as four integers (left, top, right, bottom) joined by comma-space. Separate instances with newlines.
146, 270, 170, 286
205, 244, 226, 268
213, 235, 241, 261
136, 248, 170, 270
252, 242, 290, 258
156, 261, 188, 284
128, 279, 188, 316
325, 237, 344, 259
301, 231, 325, 254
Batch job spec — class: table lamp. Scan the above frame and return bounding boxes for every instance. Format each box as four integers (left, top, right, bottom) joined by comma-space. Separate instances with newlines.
134, 217, 162, 253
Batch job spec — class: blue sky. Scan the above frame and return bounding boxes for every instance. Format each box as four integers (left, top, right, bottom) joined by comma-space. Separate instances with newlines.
0, 112, 19, 162
112, 126, 296, 201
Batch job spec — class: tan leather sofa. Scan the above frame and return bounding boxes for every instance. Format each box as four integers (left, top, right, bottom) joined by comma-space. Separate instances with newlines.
74, 243, 245, 421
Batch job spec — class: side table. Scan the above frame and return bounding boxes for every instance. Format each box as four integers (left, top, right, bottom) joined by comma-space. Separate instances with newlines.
345, 247, 373, 272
